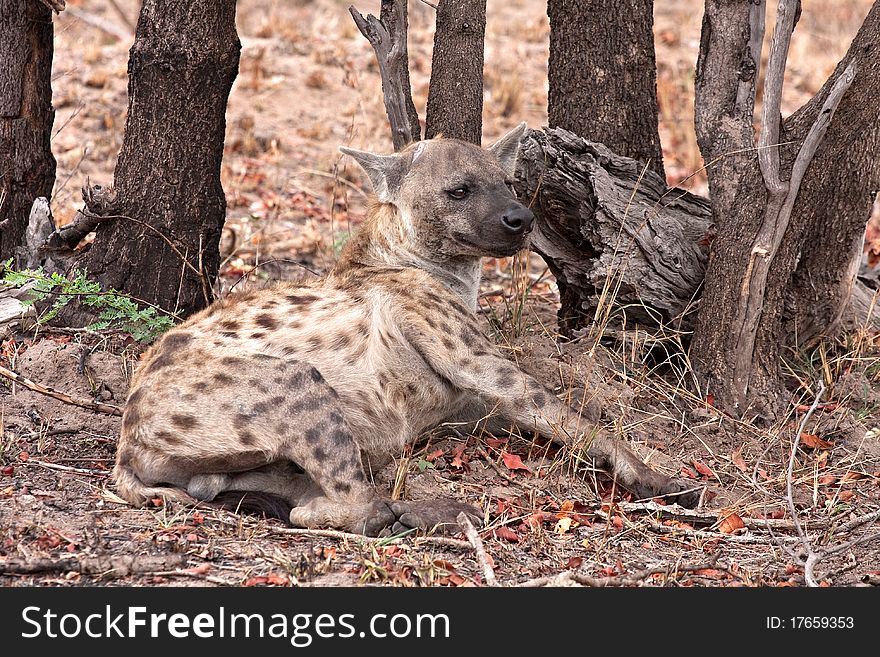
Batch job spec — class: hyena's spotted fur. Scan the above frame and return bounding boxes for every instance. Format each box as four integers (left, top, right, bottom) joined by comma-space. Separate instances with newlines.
114, 124, 697, 536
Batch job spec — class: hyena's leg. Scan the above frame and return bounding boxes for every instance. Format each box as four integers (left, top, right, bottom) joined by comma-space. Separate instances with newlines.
409, 327, 698, 507
123, 353, 397, 534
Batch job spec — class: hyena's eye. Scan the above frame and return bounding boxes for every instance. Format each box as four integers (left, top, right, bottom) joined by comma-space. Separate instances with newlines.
447, 187, 469, 200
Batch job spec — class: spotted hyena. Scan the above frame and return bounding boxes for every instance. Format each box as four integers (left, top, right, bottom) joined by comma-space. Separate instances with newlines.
113, 124, 697, 536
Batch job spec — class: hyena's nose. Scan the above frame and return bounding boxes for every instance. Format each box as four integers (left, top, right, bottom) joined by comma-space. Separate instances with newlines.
501, 205, 535, 235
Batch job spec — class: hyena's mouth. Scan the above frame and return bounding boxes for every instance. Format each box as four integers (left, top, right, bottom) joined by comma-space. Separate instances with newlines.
452, 232, 531, 258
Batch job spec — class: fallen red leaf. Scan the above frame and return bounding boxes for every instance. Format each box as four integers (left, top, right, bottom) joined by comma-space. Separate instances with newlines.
731, 447, 747, 473
718, 511, 745, 534
692, 459, 716, 479
837, 490, 855, 502
611, 515, 623, 529
492, 526, 520, 543
186, 564, 211, 575
523, 512, 545, 530
799, 433, 834, 450
818, 475, 837, 485
425, 448, 444, 461
680, 466, 698, 479
18, 452, 29, 462
705, 393, 715, 407
484, 437, 507, 449
501, 451, 530, 473
1, 466, 12, 477
566, 556, 583, 570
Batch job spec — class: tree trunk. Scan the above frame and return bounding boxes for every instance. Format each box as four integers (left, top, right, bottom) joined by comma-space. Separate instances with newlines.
517, 127, 712, 334
424, 0, 487, 144
0, 0, 56, 262
75, 0, 240, 319
690, 0, 880, 417
547, 0, 665, 180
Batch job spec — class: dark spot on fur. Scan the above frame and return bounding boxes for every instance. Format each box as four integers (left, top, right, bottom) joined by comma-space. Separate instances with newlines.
156, 430, 180, 445
329, 411, 343, 425
441, 337, 456, 351
331, 333, 352, 350
163, 332, 193, 352
144, 352, 173, 375
285, 293, 318, 305
251, 331, 267, 340
280, 345, 298, 356
424, 315, 437, 329
171, 414, 198, 430
239, 430, 257, 445
124, 404, 142, 427
532, 392, 547, 407
214, 372, 234, 385
286, 370, 307, 388
270, 395, 285, 406
405, 383, 417, 397
379, 332, 390, 349
313, 446, 328, 460
254, 353, 275, 361
225, 356, 246, 366
331, 462, 350, 477
252, 400, 271, 414
127, 387, 145, 406
334, 482, 351, 495
332, 430, 352, 445
194, 381, 209, 392
181, 393, 196, 403
255, 313, 277, 330
473, 349, 489, 357
305, 428, 320, 442
263, 300, 279, 308
310, 368, 323, 382
460, 329, 476, 348
219, 320, 240, 331
220, 331, 239, 339
234, 414, 251, 430
116, 448, 132, 467
289, 396, 325, 414
307, 336, 324, 351
529, 379, 544, 392
275, 422, 289, 435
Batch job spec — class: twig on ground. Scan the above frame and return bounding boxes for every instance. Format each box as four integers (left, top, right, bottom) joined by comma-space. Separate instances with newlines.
519, 554, 720, 587
0, 365, 123, 416
267, 525, 472, 550
457, 511, 497, 586
24, 458, 109, 477
0, 554, 187, 578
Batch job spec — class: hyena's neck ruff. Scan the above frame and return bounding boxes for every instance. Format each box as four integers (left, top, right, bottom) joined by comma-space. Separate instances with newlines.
335, 201, 484, 309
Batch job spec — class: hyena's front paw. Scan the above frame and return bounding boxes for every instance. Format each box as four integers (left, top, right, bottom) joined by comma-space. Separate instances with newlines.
630, 471, 700, 508
387, 498, 483, 535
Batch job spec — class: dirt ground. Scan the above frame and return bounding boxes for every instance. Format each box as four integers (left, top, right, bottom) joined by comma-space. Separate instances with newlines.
1, 0, 878, 587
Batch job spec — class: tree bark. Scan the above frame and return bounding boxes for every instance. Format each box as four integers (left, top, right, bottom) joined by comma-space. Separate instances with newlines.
0, 0, 56, 262
690, 0, 880, 417
424, 0, 487, 144
74, 0, 240, 318
517, 127, 712, 334
547, 0, 665, 180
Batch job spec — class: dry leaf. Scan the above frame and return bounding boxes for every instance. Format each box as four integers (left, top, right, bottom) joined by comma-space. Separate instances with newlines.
554, 517, 574, 534
692, 459, 716, 479
731, 447, 747, 472
800, 433, 833, 450
492, 526, 520, 542
718, 510, 745, 534
501, 451, 530, 473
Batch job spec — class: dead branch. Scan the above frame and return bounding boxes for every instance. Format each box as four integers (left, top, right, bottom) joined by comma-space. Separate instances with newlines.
24, 458, 109, 477
0, 364, 123, 417
349, 2, 420, 150
519, 554, 720, 587
65, 6, 132, 42
457, 511, 497, 586
0, 553, 187, 578
39, 0, 65, 13
267, 525, 471, 550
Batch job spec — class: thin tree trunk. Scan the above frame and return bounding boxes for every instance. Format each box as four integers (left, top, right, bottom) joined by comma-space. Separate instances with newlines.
424, 0, 487, 144
0, 0, 56, 262
547, 0, 665, 179
74, 0, 240, 319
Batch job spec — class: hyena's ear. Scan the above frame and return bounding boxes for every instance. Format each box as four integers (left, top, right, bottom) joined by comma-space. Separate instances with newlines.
489, 122, 527, 177
339, 147, 407, 203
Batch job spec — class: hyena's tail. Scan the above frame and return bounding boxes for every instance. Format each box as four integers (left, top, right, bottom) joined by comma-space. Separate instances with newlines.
112, 458, 198, 507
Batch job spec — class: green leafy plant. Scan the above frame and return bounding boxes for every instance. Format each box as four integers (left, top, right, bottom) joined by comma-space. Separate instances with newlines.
1, 259, 176, 342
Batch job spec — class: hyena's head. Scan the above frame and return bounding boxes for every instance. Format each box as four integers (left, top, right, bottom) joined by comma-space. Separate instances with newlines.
341, 124, 534, 259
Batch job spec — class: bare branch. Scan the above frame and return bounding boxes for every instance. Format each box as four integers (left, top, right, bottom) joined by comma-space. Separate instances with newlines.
349, 3, 420, 150
758, 0, 799, 194
457, 512, 497, 587
0, 364, 123, 416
